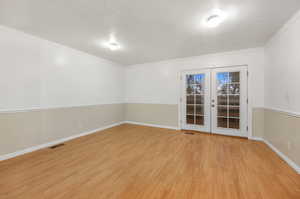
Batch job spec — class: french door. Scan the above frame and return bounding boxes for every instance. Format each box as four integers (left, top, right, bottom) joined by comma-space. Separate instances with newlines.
181, 66, 248, 137
181, 69, 211, 133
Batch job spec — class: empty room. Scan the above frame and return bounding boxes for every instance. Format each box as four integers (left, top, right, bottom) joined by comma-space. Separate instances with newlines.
0, 0, 300, 198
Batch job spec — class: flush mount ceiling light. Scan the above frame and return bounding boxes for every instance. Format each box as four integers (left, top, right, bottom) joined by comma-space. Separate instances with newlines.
103, 35, 121, 51
204, 9, 227, 28
106, 41, 121, 51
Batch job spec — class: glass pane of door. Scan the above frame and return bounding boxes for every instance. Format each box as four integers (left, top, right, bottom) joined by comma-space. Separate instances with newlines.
216, 72, 240, 129
185, 74, 205, 126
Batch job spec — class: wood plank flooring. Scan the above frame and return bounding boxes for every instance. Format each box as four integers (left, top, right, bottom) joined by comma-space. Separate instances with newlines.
0, 124, 299, 199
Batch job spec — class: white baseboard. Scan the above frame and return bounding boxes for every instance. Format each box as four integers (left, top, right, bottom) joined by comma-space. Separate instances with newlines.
249, 136, 264, 141
250, 137, 300, 174
124, 121, 179, 130
263, 139, 300, 174
0, 122, 124, 161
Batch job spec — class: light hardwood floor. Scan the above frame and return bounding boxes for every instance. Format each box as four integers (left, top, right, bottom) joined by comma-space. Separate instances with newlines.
0, 124, 299, 199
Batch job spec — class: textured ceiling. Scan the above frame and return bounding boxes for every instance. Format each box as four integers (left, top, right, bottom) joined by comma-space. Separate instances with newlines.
0, 0, 300, 65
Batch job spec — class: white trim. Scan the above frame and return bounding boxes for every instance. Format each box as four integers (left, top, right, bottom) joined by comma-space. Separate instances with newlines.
249, 136, 264, 141
0, 122, 125, 161
124, 102, 178, 105
0, 103, 124, 113
264, 139, 300, 174
178, 72, 182, 130
124, 121, 179, 130
250, 137, 300, 174
264, 107, 300, 118
180, 64, 248, 73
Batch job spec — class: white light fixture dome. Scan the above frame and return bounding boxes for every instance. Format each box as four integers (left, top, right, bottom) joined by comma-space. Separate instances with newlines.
106, 41, 121, 51
103, 34, 121, 51
205, 9, 227, 28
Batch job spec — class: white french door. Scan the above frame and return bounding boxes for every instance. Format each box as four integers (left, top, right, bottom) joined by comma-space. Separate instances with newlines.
181, 66, 248, 137
211, 67, 248, 137
181, 70, 211, 133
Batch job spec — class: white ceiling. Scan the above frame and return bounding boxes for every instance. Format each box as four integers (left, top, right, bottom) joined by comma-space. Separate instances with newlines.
0, 0, 300, 65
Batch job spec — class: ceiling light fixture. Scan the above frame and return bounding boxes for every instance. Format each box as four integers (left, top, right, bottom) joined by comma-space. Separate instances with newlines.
205, 9, 226, 28
106, 41, 121, 51
103, 34, 121, 51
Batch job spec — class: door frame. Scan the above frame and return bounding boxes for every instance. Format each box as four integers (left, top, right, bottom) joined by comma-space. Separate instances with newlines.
178, 65, 249, 138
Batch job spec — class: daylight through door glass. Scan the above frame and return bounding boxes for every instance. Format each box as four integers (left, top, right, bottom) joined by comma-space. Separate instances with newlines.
216, 72, 240, 129
186, 74, 205, 125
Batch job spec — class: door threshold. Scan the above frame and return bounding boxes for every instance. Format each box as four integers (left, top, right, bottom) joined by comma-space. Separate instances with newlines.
181, 129, 247, 139
181, 129, 211, 135
212, 133, 248, 140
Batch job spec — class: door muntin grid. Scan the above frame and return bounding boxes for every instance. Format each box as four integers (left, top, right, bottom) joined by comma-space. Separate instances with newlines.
186, 74, 205, 126
216, 72, 240, 129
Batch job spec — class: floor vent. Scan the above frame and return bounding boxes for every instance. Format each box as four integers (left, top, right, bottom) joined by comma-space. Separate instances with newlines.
184, 132, 195, 135
49, 143, 65, 149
